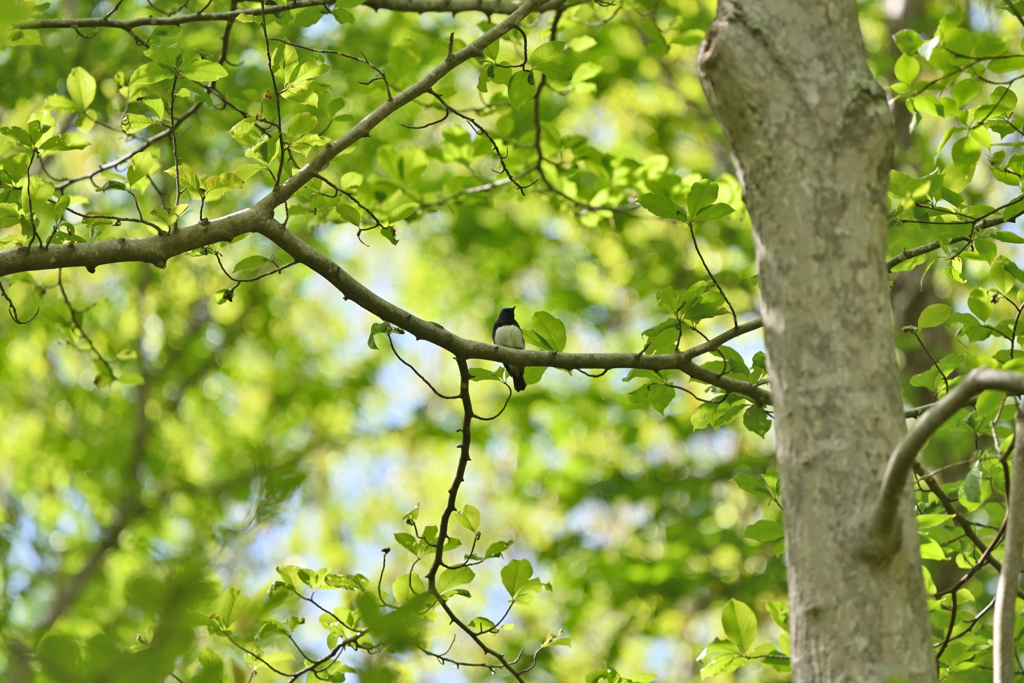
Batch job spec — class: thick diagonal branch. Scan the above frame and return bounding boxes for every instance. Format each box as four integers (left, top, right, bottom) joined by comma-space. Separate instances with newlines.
866, 368, 1024, 559
255, 218, 770, 402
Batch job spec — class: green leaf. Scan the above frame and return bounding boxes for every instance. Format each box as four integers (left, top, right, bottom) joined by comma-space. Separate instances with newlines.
202, 172, 243, 201
991, 259, 1014, 293
917, 303, 950, 329
255, 619, 290, 639
534, 60, 574, 81
235, 163, 264, 181
0, 204, 21, 229
951, 78, 981, 106
39, 133, 90, 152
122, 113, 154, 134
143, 44, 181, 67
26, 177, 54, 203
231, 118, 258, 143
181, 59, 229, 82
67, 66, 96, 110
742, 406, 772, 437
695, 202, 734, 221
453, 504, 480, 532
526, 311, 566, 352
916, 513, 954, 528
129, 62, 173, 94
340, 171, 363, 190
392, 532, 421, 555
638, 193, 681, 220
743, 519, 783, 542
501, 558, 533, 598
507, 71, 535, 110
646, 383, 674, 414
482, 38, 499, 61
893, 29, 924, 55
975, 388, 1006, 425
367, 321, 401, 350
686, 179, 718, 217
967, 288, 992, 321
140, 98, 163, 119
975, 239, 996, 264
128, 150, 161, 188
894, 54, 920, 83
951, 135, 981, 170
387, 202, 417, 224
392, 573, 423, 604
764, 601, 788, 630
920, 539, 946, 561
165, 164, 201, 194
993, 230, 1024, 244
720, 598, 757, 653
485, 540, 512, 558
698, 650, 743, 679
287, 112, 318, 139
0, 125, 34, 147
218, 588, 245, 627
732, 473, 772, 499
334, 203, 361, 226
530, 41, 565, 65
436, 566, 474, 593
233, 255, 270, 273
959, 461, 983, 510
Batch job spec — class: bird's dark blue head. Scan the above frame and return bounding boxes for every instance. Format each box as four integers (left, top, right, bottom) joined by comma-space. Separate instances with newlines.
492, 306, 520, 338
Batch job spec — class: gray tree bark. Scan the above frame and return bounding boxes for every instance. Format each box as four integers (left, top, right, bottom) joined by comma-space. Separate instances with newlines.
697, 1, 936, 680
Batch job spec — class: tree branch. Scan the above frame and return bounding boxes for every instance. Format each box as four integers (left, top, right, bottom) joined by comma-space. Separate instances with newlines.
18, 0, 567, 31
255, 218, 771, 403
1, 0, 542, 272
994, 404, 1024, 683
866, 368, 1024, 560
0, 211, 255, 274
2, 113, 958, 406
422, 358, 526, 680
252, 0, 547, 213
912, 461, 1008, 577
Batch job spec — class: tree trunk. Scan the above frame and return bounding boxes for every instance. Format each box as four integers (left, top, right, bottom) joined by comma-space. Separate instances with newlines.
697, 2, 936, 680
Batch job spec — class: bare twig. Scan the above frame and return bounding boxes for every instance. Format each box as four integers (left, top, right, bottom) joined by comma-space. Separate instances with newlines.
259, 0, 286, 186
0, 280, 38, 324
689, 221, 738, 327
386, 332, 460, 399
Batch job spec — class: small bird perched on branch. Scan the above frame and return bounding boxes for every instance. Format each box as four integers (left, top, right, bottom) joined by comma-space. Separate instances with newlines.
492, 306, 526, 392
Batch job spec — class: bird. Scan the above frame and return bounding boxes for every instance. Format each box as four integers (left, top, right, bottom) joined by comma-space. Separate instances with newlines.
492, 306, 526, 392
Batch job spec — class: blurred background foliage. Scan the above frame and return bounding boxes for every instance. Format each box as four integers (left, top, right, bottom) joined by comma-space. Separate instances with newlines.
3, 0, 1023, 680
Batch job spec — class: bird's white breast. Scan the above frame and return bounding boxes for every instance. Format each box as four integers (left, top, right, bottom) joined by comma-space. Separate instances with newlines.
494, 325, 524, 350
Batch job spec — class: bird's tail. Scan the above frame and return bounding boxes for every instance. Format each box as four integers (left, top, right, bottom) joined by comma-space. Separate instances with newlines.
513, 372, 526, 392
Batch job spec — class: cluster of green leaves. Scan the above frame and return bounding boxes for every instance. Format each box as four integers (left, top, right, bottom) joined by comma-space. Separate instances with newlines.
697, 597, 788, 678
910, 454, 1013, 679
689, 470, 786, 678
202, 501, 571, 680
